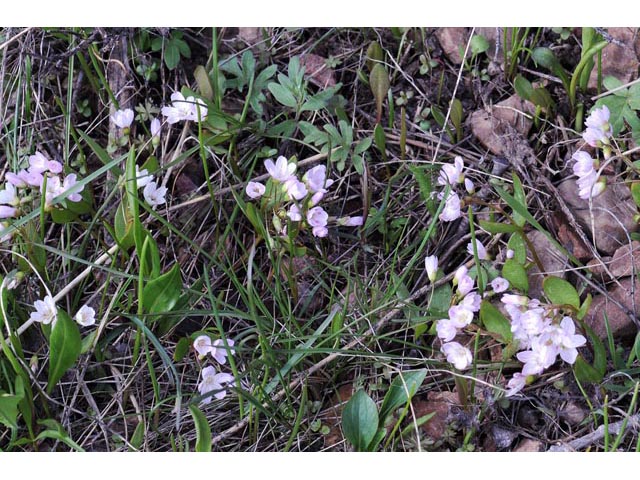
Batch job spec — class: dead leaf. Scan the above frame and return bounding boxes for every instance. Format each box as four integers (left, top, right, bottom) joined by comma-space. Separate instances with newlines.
300, 54, 336, 88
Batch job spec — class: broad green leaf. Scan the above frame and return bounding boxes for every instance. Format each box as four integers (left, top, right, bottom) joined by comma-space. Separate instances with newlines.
342, 389, 379, 452
142, 263, 182, 314
165, 42, 180, 70
189, 405, 212, 452
577, 294, 592, 321
47, 311, 82, 394
268, 82, 297, 108
378, 369, 427, 421
542, 276, 580, 309
514, 75, 533, 101
427, 283, 452, 317
114, 200, 135, 250
194, 65, 214, 100
574, 355, 604, 384
366, 41, 384, 72
470, 34, 490, 55
502, 258, 529, 293
0, 392, 21, 430
583, 322, 607, 376
374, 123, 387, 161
370, 63, 389, 124
511, 173, 527, 228
480, 300, 512, 342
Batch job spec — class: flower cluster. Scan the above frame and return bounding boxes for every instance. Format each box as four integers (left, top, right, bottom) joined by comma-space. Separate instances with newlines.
436, 156, 474, 223
571, 105, 612, 200
434, 263, 482, 371
246, 156, 362, 238
0, 151, 85, 220
193, 334, 236, 404
501, 294, 586, 396
29, 295, 96, 328
134, 165, 167, 208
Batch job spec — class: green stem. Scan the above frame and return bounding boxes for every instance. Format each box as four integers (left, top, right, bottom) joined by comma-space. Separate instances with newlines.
569, 40, 608, 108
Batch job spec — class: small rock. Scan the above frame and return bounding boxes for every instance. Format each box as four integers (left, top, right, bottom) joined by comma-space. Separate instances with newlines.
435, 28, 469, 64
554, 212, 592, 261
559, 400, 587, 426
514, 438, 543, 452
526, 230, 569, 299
469, 94, 535, 157
491, 425, 518, 449
588, 28, 640, 89
557, 179, 638, 255
609, 241, 640, 278
584, 277, 640, 340
237, 27, 263, 46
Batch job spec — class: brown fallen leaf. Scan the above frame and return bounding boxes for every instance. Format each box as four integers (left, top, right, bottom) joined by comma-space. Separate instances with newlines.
300, 54, 336, 88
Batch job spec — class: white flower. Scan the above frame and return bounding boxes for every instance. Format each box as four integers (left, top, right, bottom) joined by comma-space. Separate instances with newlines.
303, 165, 334, 193
424, 255, 438, 282
210, 339, 235, 365
312, 225, 329, 237
467, 239, 487, 260
265, 156, 296, 183
576, 169, 605, 199
287, 204, 302, 221
505, 372, 528, 397
135, 165, 153, 189
30, 295, 57, 325
0, 183, 19, 206
306, 206, 328, 228
491, 277, 509, 293
583, 127, 609, 147
309, 191, 325, 206
111, 108, 134, 129
161, 92, 208, 124
5, 172, 27, 188
339, 216, 363, 227
150, 117, 161, 138
436, 319, 459, 342
43, 176, 64, 208
198, 366, 235, 404
246, 181, 266, 199
571, 151, 595, 178
441, 341, 473, 370
464, 178, 475, 194
62, 174, 83, 202
460, 292, 481, 312
193, 335, 214, 357
143, 181, 167, 208
438, 156, 464, 186
284, 178, 308, 200
545, 317, 586, 364
439, 190, 462, 222
457, 274, 475, 297
501, 294, 529, 306
448, 305, 474, 328
517, 338, 557, 376
74, 305, 96, 326
0, 205, 17, 219
585, 105, 610, 132
15, 169, 44, 188
29, 151, 63, 175
506, 249, 515, 259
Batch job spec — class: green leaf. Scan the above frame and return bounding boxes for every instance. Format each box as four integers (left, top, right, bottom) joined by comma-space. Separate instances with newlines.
268, 82, 297, 108
194, 65, 214, 101
507, 232, 527, 265
114, 200, 135, 250
47, 310, 82, 394
479, 220, 521, 234
480, 300, 512, 342
574, 355, 604, 384
0, 392, 21, 430
342, 389, 379, 451
542, 276, 580, 309
595, 95, 629, 135
502, 258, 529, 293
189, 405, 212, 452
366, 41, 384, 72
374, 123, 387, 161
470, 34, 489, 55
370, 63, 389, 124
142, 264, 182, 314
164, 42, 180, 70
174, 337, 191, 362
511, 173, 527, 228
36, 419, 85, 452
427, 283, 452, 317
577, 294, 592, 321
514, 75, 533, 101
378, 369, 427, 422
